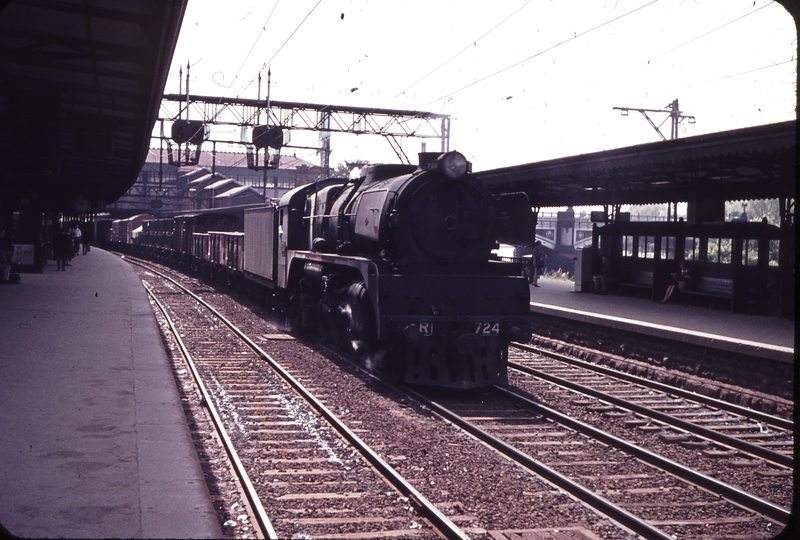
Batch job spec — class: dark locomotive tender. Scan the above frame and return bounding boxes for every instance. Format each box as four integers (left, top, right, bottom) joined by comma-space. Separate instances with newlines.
118, 151, 534, 389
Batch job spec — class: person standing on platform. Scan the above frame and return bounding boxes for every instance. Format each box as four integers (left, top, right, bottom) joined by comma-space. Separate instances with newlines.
0, 229, 12, 282
81, 225, 91, 255
531, 241, 545, 288
54, 226, 72, 271
69, 223, 82, 257
522, 255, 534, 284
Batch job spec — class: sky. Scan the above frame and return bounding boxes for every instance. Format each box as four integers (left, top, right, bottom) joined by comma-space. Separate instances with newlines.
158, 0, 797, 172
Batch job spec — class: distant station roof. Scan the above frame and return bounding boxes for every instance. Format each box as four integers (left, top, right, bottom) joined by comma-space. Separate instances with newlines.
193, 151, 316, 171
475, 121, 796, 208
0, 0, 188, 213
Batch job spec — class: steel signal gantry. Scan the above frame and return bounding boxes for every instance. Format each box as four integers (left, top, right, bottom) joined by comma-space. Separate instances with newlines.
159, 94, 451, 171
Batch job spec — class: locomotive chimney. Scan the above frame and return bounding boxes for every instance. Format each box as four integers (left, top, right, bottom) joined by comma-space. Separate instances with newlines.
417, 152, 442, 169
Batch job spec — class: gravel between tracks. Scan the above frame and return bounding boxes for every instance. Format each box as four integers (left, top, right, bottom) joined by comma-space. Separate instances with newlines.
506, 360, 794, 512
140, 269, 638, 540
139, 265, 790, 540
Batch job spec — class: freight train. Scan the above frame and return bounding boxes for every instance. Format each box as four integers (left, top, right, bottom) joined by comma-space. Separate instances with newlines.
109, 151, 534, 389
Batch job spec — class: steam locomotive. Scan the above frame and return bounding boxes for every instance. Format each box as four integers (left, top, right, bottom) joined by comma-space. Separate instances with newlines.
116, 151, 534, 389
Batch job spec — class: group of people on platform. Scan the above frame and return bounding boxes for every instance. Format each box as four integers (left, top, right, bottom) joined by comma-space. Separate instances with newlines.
53, 223, 90, 271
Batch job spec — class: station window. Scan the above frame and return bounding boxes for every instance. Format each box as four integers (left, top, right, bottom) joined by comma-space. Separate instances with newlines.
622, 235, 634, 257
638, 236, 655, 259
684, 237, 700, 261
660, 236, 676, 260
742, 239, 759, 266
707, 237, 732, 264
769, 240, 780, 266
277, 176, 295, 189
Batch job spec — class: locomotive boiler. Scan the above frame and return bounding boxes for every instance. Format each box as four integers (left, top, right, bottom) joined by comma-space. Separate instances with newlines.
246, 151, 533, 389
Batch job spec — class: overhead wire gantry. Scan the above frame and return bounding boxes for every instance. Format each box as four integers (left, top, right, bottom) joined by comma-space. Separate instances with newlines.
158, 93, 451, 174
613, 99, 695, 141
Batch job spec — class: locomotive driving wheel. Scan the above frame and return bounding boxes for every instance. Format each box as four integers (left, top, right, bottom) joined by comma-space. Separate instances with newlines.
344, 281, 377, 359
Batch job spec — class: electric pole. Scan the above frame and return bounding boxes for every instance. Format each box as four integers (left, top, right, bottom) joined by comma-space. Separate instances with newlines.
613, 99, 695, 141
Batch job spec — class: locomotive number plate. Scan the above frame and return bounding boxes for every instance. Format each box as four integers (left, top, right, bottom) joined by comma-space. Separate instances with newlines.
474, 322, 501, 335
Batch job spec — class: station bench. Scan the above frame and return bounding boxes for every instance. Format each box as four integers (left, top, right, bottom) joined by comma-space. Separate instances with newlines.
681, 277, 733, 310
617, 270, 653, 299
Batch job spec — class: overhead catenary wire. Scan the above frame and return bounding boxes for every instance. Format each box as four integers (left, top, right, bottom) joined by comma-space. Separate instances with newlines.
378, 0, 535, 111
191, 1, 328, 168
201, 0, 321, 125
420, 0, 661, 109
224, 1, 281, 99
155, 1, 793, 170
494, 57, 794, 150
234, 0, 324, 102
336, 0, 660, 145
491, 1, 785, 127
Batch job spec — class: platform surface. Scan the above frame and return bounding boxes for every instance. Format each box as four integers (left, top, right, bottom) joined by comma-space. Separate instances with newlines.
529, 278, 795, 354
0, 248, 221, 538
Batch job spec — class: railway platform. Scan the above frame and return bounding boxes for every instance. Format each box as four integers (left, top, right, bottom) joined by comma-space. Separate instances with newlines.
529, 278, 795, 362
0, 248, 221, 539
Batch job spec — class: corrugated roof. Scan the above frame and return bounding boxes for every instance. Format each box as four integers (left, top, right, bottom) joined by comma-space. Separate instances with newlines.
205, 179, 238, 190
215, 185, 259, 198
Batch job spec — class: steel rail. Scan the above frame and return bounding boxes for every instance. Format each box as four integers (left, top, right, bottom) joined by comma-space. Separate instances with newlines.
400, 385, 675, 540
143, 281, 278, 540
495, 385, 790, 524
512, 342, 793, 431
508, 357, 793, 468
134, 259, 469, 540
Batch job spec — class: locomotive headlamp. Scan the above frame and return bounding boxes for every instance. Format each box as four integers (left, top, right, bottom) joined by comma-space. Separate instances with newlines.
429, 151, 470, 180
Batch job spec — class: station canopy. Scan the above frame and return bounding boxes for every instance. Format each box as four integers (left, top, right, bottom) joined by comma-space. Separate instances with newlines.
475, 121, 796, 209
0, 0, 188, 214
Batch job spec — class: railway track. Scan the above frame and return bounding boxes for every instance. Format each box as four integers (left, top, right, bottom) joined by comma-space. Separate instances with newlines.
145, 281, 276, 539
127, 256, 639, 538
126, 255, 792, 539
135, 259, 464, 539
508, 343, 794, 509
411, 384, 789, 539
